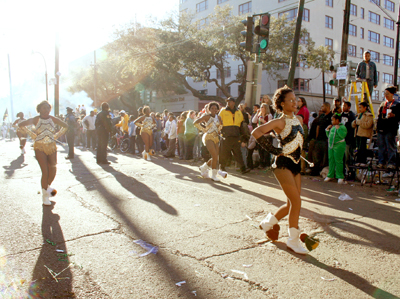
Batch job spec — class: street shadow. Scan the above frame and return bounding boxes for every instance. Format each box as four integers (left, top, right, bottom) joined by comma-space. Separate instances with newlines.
271, 242, 400, 299
3, 154, 27, 178
29, 203, 74, 298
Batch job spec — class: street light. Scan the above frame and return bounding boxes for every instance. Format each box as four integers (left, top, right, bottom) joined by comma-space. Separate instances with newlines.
31, 51, 49, 102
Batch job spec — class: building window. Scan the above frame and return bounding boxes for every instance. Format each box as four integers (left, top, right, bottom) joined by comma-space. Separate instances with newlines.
384, 36, 394, 48
325, 83, 332, 95
348, 44, 357, 57
383, 55, 394, 66
181, 0, 188, 3
238, 64, 245, 75
360, 47, 364, 58
296, 55, 309, 68
369, 50, 380, 63
350, 4, 357, 16
361, 8, 365, 19
370, 0, 380, 5
360, 27, 364, 39
371, 91, 379, 101
325, 38, 333, 50
239, 1, 251, 15
368, 31, 380, 44
384, 18, 395, 30
217, 0, 228, 3
349, 24, 357, 36
226, 67, 231, 78
197, 18, 209, 30
294, 79, 310, 92
325, 16, 333, 29
326, 0, 333, 7
368, 11, 380, 25
279, 8, 310, 22
385, 0, 395, 12
377, 71, 380, 82
196, 0, 208, 13
300, 32, 310, 44
383, 73, 393, 84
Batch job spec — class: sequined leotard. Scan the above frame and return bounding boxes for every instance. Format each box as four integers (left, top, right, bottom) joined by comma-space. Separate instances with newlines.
33, 117, 57, 155
140, 116, 155, 136
274, 115, 304, 176
16, 118, 27, 134
202, 115, 221, 145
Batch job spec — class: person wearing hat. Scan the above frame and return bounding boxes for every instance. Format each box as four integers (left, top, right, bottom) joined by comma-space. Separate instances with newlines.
115, 110, 129, 136
65, 107, 76, 159
376, 86, 400, 169
219, 97, 250, 174
95, 102, 112, 164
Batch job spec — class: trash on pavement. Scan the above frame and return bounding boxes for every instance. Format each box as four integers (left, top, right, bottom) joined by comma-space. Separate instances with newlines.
194, 204, 200, 207
321, 277, 335, 281
231, 269, 249, 280
349, 208, 353, 210
175, 281, 186, 286
56, 249, 64, 253
243, 264, 253, 268
131, 240, 158, 257
338, 193, 353, 201
245, 215, 252, 220
191, 290, 197, 296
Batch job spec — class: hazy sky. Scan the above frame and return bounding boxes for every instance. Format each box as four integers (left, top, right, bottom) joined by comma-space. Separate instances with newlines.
0, 0, 178, 118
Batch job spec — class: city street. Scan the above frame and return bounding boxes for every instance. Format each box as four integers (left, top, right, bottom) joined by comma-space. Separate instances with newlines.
1, 139, 400, 299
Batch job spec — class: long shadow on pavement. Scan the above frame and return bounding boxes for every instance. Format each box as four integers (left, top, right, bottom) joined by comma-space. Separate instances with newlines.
3, 154, 27, 178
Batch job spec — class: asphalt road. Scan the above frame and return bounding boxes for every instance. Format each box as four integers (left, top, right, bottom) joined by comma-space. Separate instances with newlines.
1, 139, 400, 299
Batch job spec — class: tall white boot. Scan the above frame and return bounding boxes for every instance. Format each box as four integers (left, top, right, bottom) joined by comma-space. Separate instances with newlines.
287, 227, 309, 255
259, 213, 280, 241
42, 188, 51, 206
142, 150, 147, 160
199, 163, 210, 178
218, 170, 228, 179
47, 186, 57, 197
146, 152, 151, 161
211, 169, 220, 182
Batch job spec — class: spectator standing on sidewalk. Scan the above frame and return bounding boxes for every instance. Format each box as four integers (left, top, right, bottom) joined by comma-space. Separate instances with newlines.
352, 102, 374, 166
65, 107, 76, 159
297, 97, 309, 128
184, 111, 198, 160
128, 115, 137, 154
163, 114, 177, 158
153, 113, 162, 153
95, 102, 112, 165
341, 101, 356, 173
177, 112, 188, 160
82, 110, 97, 150
135, 107, 145, 155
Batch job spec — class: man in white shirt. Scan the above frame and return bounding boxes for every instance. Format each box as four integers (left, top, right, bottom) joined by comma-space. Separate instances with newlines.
163, 114, 177, 158
164, 114, 172, 147
82, 110, 97, 150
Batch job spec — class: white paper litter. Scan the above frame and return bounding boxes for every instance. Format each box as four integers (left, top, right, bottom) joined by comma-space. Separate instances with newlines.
321, 277, 335, 281
338, 193, 353, 201
349, 208, 353, 210
243, 264, 253, 268
176, 281, 186, 286
231, 269, 249, 279
55, 249, 64, 253
191, 291, 197, 296
245, 215, 252, 220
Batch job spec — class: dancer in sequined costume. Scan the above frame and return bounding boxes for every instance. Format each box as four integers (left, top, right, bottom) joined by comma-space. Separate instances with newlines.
252, 86, 309, 254
12, 112, 27, 155
194, 102, 227, 181
134, 106, 156, 161
18, 101, 68, 205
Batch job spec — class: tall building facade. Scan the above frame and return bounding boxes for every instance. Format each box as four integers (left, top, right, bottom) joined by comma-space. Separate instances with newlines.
179, 0, 398, 113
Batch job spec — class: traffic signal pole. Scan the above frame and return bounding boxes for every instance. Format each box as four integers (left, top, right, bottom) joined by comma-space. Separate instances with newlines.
287, 0, 305, 88
339, 0, 351, 99
394, 5, 400, 89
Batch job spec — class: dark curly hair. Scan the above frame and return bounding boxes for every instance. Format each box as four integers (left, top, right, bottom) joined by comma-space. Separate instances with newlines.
36, 101, 51, 113
208, 102, 220, 111
273, 85, 294, 112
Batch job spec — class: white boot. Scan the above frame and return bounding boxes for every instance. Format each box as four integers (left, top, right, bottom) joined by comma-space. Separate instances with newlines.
142, 150, 146, 160
259, 213, 278, 232
47, 186, 57, 197
211, 169, 220, 182
218, 170, 228, 179
287, 227, 309, 255
199, 163, 210, 178
21, 148, 25, 155
146, 152, 151, 161
42, 188, 51, 206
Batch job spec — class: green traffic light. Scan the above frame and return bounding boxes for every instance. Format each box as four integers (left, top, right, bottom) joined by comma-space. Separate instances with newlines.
260, 40, 267, 49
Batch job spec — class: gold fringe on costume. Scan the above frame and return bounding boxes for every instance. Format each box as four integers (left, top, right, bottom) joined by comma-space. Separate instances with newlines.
141, 127, 153, 136
34, 139, 57, 155
202, 132, 219, 145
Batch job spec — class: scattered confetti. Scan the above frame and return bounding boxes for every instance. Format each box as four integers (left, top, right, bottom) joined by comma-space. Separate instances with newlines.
176, 281, 186, 286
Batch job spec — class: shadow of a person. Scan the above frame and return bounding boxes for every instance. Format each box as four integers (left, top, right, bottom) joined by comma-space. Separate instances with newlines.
3, 154, 27, 178
29, 204, 75, 298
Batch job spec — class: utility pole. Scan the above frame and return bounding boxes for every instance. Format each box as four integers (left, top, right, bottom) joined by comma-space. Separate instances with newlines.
322, 69, 326, 103
287, 0, 305, 88
54, 33, 60, 116
339, 0, 351, 98
393, 5, 400, 89
93, 50, 97, 108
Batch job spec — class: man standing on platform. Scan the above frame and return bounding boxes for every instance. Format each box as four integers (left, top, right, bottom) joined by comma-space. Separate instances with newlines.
356, 51, 378, 99
95, 102, 112, 165
65, 107, 76, 159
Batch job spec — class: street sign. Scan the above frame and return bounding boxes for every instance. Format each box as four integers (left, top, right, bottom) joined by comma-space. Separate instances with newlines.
336, 66, 348, 80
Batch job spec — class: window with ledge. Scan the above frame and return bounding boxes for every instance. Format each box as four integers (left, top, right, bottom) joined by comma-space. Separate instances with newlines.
348, 44, 357, 57
370, 0, 380, 5
325, 38, 333, 50
350, 4, 357, 16
349, 24, 357, 36
361, 8, 364, 19
383, 73, 393, 84
368, 31, 380, 44
360, 27, 364, 39
324, 83, 332, 95
300, 32, 310, 44
384, 18, 394, 30
371, 91, 379, 101
238, 2, 251, 15
360, 47, 364, 58
326, 0, 333, 7
368, 11, 380, 25
385, 0, 395, 12
383, 55, 394, 66
325, 16, 333, 29
384, 36, 394, 48
278, 79, 309, 91
369, 50, 380, 63
279, 8, 310, 22
196, 0, 208, 13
